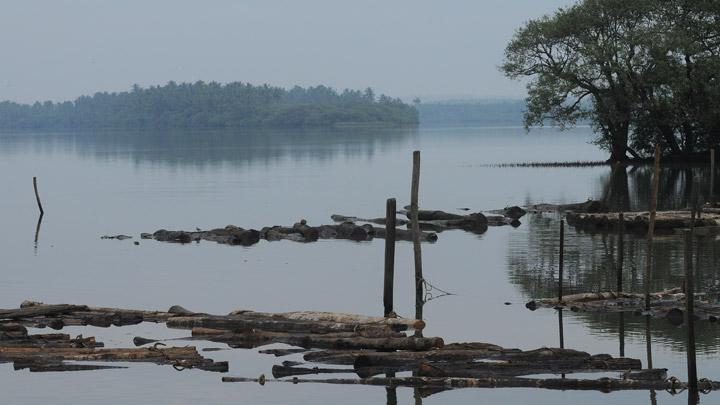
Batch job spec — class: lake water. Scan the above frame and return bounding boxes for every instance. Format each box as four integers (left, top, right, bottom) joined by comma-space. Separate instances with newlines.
0, 126, 718, 404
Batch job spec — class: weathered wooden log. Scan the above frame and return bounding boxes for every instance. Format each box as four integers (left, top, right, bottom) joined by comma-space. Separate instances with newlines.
331, 215, 410, 227
258, 348, 309, 357
416, 355, 642, 378
167, 315, 402, 335
0, 304, 90, 320
305, 347, 635, 370
151, 226, 260, 246
372, 227, 438, 242
526, 200, 609, 214
527, 287, 683, 307
0, 346, 227, 372
191, 328, 442, 351
13, 360, 127, 372
223, 374, 713, 393
293, 220, 320, 241
227, 310, 425, 331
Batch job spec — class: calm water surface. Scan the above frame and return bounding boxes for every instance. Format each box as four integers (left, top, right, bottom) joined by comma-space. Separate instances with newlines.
0, 126, 718, 404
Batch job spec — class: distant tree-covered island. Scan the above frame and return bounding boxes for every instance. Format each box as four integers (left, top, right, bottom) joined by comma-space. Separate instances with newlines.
0, 81, 418, 129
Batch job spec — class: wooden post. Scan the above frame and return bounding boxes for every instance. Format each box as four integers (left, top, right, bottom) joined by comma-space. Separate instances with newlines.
383, 198, 397, 317
645, 144, 661, 310
684, 229, 699, 403
33, 177, 44, 216
617, 212, 624, 293
410, 151, 424, 331
711, 148, 715, 206
558, 219, 564, 302
619, 313, 625, 358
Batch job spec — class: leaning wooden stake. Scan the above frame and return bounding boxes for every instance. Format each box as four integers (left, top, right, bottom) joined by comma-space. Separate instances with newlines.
684, 229, 699, 402
645, 144, 661, 310
410, 151, 424, 333
33, 177, 44, 216
384, 198, 397, 317
558, 219, 564, 301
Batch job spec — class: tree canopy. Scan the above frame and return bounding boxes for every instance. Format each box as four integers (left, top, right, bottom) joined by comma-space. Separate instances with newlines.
502, 0, 720, 162
0, 82, 418, 129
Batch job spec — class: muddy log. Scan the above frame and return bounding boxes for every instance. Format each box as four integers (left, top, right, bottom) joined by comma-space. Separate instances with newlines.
191, 328, 442, 351
151, 226, 261, 246
223, 374, 711, 393
227, 310, 425, 331
304, 346, 628, 369
566, 211, 720, 233
0, 346, 227, 372
416, 355, 642, 378
526, 200, 609, 214
331, 215, 410, 227
167, 315, 405, 335
527, 288, 683, 307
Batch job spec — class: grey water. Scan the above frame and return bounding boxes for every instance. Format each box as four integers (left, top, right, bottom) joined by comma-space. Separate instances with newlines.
0, 126, 718, 404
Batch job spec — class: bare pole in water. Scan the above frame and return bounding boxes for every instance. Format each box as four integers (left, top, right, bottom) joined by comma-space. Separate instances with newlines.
410, 151, 424, 333
33, 177, 44, 216
558, 219, 564, 302
645, 144, 661, 310
383, 198, 397, 317
711, 148, 716, 207
617, 212, 624, 293
684, 228, 699, 403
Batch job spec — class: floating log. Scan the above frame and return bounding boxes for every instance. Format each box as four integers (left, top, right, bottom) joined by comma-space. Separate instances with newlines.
527, 288, 683, 307
191, 328, 442, 351
228, 310, 425, 331
566, 211, 720, 233
223, 374, 713, 393
152, 226, 261, 246
526, 200, 609, 214
0, 346, 227, 372
331, 215, 409, 227
166, 315, 403, 335
259, 348, 309, 357
14, 360, 127, 372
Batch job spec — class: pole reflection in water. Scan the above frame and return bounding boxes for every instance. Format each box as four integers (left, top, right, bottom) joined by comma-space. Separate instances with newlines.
646, 316, 657, 405
33, 213, 43, 255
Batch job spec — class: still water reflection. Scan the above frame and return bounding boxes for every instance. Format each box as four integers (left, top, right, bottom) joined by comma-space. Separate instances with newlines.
0, 126, 717, 404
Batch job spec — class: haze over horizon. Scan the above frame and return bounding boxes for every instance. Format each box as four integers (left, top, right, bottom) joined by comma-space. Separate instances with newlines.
1, 0, 574, 104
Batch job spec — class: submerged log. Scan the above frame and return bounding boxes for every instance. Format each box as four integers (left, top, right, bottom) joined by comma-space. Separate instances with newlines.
152, 226, 261, 246
331, 215, 409, 227
0, 346, 227, 372
566, 211, 720, 233
527, 287, 683, 307
191, 328, 442, 351
526, 200, 609, 214
223, 374, 709, 392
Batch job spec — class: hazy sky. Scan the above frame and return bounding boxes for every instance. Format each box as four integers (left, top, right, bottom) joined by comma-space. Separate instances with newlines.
0, 0, 575, 104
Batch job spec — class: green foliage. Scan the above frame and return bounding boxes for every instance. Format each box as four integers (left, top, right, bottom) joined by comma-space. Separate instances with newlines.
0, 82, 418, 129
502, 0, 720, 161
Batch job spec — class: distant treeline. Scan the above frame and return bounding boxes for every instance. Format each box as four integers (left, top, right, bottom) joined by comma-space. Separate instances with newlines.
0, 82, 418, 129
417, 100, 526, 126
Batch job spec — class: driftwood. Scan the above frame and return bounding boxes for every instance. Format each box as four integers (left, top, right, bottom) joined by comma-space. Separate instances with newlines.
526, 200, 609, 214
525, 288, 720, 322
566, 211, 720, 233
332, 214, 409, 226
228, 310, 425, 331
259, 348, 309, 357
0, 345, 227, 372
223, 373, 712, 393
167, 315, 405, 335
150, 226, 261, 246
190, 327, 442, 351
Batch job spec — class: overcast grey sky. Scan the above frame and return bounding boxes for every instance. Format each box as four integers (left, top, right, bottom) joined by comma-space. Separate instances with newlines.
0, 0, 575, 103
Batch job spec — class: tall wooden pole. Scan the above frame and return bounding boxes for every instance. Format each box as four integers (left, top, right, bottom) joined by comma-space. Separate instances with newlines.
617, 212, 624, 293
558, 219, 565, 302
383, 198, 397, 317
645, 144, 661, 310
684, 229, 699, 403
410, 151, 424, 331
33, 177, 44, 216
711, 148, 716, 206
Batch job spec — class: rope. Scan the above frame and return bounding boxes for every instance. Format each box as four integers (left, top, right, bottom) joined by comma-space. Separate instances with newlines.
422, 278, 456, 302
665, 376, 685, 395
